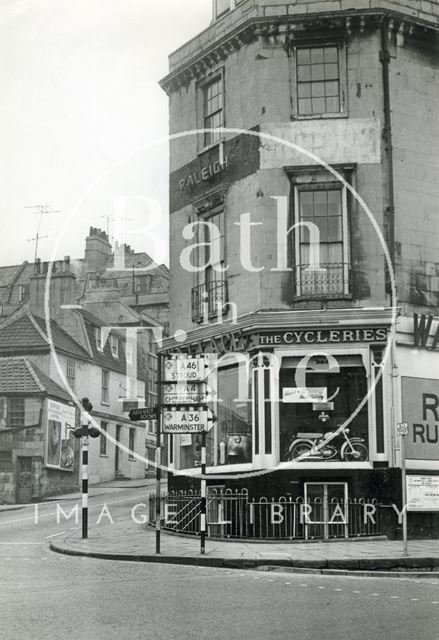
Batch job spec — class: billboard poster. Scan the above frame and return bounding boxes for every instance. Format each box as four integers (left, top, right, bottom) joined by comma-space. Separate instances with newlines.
401, 377, 439, 461
407, 476, 439, 512
46, 399, 76, 471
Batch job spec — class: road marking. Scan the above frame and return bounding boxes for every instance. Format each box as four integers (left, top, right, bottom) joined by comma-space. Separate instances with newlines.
371, 593, 381, 596
45, 531, 67, 539
391, 596, 399, 599
431, 602, 439, 604
318, 587, 325, 590
334, 588, 343, 592
285, 582, 291, 585
268, 579, 275, 582
353, 590, 361, 594
300, 584, 308, 587
411, 599, 420, 602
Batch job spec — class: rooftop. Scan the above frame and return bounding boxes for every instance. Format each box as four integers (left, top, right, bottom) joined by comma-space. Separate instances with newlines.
0, 356, 72, 401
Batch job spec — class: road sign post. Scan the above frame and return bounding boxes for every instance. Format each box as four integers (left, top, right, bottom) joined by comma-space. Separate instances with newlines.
397, 422, 409, 556
200, 430, 207, 555
155, 353, 163, 555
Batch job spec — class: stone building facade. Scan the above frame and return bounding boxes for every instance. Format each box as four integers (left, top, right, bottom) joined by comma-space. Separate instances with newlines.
0, 230, 169, 502
160, 0, 439, 538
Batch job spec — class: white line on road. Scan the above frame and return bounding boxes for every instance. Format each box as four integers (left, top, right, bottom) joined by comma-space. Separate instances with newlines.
45, 531, 67, 539
0, 542, 43, 545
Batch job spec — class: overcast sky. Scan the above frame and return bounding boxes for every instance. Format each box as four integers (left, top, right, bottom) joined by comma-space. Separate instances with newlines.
0, 0, 211, 267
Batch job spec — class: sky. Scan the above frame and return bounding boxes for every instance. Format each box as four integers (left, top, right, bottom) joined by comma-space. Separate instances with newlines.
0, 0, 211, 267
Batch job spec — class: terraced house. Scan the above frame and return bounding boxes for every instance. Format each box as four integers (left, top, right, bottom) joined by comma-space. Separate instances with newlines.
0, 230, 169, 503
159, 0, 439, 540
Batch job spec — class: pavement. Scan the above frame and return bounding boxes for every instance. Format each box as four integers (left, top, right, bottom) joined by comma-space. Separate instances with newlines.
3, 478, 438, 576
48, 492, 439, 576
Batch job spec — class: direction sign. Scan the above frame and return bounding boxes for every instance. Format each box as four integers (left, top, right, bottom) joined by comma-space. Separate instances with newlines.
129, 407, 158, 421
164, 356, 207, 382
163, 382, 207, 405
162, 408, 209, 434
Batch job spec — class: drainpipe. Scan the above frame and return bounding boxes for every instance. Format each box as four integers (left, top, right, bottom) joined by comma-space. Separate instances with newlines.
380, 19, 396, 271
380, 21, 399, 469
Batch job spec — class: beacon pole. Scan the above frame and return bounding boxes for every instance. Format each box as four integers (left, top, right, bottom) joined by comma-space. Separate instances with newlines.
155, 352, 163, 554
81, 433, 89, 540
200, 428, 207, 555
401, 429, 408, 557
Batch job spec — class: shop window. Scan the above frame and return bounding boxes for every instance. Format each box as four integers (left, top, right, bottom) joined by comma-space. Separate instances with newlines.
100, 422, 107, 456
294, 44, 346, 117
101, 369, 109, 404
293, 183, 351, 299
66, 359, 76, 391
191, 200, 228, 323
279, 355, 369, 463
8, 398, 25, 426
200, 73, 224, 149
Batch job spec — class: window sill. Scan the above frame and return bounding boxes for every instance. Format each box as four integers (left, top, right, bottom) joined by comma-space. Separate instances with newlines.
128, 457, 136, 462
99, 454, 108, 458
101, 401, 110, 407
196, 139, 225, 157
291, 112, 348, 121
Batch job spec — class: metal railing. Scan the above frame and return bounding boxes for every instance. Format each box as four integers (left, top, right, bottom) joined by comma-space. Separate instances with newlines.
294, 263, 351, 300
191, 280, 228, 323
149, 490, 383, 540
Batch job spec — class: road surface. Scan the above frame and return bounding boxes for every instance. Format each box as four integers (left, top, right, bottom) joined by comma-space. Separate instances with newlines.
1, 486, 438, 640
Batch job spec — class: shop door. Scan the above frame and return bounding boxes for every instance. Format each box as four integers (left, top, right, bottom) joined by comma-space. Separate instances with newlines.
304, 483, 348, 540
17, 457, 33, 504
115, 425, 121, 474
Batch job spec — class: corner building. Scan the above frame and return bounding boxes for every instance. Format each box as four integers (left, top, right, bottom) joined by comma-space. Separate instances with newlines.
160, 0, 439, 539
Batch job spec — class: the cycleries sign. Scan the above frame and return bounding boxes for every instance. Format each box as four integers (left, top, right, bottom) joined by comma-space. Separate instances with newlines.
259, 327, 387, 346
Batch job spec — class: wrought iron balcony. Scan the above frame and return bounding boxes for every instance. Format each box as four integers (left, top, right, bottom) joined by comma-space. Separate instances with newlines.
293, 263, 351, 300
192, 280, 228, 323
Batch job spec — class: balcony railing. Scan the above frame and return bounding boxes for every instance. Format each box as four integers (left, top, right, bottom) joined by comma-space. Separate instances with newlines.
294, 263, 351, 300
192, 280, 228, 323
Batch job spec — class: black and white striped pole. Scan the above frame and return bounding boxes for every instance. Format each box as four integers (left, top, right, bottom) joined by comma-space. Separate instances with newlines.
81, 434, 89, 540
155, 353, 163, 555
73, 398, 99, 540
200, 429, 207, 555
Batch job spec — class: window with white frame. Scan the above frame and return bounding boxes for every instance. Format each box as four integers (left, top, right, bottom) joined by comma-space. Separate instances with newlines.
213, 0, 244, 20
294, 44, 346, 117
101, 369, 109, 404
126, 339, 134, 365
18, 284, 30, 303
95, 327, 103, 352
66, 359, 76, 391
110, 334, 119, 359
7, 398, 25, 426
292, 180, 351, 299
201, 73, 224, 148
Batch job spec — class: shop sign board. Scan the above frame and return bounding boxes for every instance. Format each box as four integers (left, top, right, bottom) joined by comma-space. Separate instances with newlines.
163, 409, 209, 434
401, 377, 439, 460
164, 356, 207, 382
259, 327, 387, 346
407, 476, 439, 512
282, 387, 327, 404
163, 382, 207, 405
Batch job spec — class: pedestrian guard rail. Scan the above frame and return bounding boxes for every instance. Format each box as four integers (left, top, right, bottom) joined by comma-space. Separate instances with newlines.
148, 489, 386, 540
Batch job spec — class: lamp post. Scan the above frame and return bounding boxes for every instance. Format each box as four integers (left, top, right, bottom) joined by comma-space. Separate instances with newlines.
397, 422, 409, 556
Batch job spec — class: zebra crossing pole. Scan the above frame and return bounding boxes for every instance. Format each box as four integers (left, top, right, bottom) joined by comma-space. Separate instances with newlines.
200, 429, 207, 555
81, 435, 88, 540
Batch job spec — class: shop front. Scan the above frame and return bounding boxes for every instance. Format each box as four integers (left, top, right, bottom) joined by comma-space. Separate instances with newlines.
164, 312, 396, 538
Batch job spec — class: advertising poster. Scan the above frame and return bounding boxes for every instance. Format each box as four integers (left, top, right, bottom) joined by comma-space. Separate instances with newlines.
46, 400, 76, 471
407, 476, 439, 512
401, 377, 439, 460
